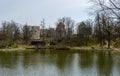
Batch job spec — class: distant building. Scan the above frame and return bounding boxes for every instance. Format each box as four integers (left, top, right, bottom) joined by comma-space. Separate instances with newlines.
40, 28, 56, 41
30, 26, 40, 40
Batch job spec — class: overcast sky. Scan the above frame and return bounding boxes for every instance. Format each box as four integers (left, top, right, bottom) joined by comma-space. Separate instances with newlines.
0, 0, 92, 27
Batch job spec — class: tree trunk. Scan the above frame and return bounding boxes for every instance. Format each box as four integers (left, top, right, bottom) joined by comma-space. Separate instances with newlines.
99, 32, 103, 48
108, 32, 111, 49
85, 35, 88, 46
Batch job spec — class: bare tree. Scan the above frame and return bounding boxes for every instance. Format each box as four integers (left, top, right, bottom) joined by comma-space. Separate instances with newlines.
0, 21, 21, 45
114, 21, 120, 39
94, 13, 114, 48
94, 13, 105, 47
57, 17, 74, 40
77, 20, 92, 46
56, 22, 65, 41
1, 21, 7, 41
102, 14, 114, 49
23, 24, 31, 45
90, 0, 120, 19
40, 19, 45, 41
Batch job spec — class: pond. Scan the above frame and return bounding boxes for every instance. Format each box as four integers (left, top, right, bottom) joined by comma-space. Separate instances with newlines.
0, 50, 120, 76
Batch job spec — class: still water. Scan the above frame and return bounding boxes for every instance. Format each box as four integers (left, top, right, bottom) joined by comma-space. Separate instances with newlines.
0, 50, 120, 76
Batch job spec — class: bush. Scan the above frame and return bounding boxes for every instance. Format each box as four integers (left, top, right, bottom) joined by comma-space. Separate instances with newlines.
0, 41, 9, 48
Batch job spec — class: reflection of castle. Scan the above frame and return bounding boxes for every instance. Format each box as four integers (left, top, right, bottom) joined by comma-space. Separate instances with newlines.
30, 26, 40, 40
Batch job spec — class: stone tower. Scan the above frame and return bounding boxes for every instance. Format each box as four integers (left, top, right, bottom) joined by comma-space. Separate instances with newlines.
31, 26, 40, 40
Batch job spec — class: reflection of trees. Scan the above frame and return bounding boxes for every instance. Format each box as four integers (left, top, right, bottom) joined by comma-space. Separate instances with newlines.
96, 52, 113, 76
55, 51, 73, 70
0, 52, 18, 69
116, 56, 120, 75
22, 51, 47, 68
22, 50, 74, 70
79, 51, 94, 69
22, 51, 38, 68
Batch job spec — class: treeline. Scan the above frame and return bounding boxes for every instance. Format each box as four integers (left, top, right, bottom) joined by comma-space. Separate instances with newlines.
55, 17, 93, 47
54, 15, 119, 48
0, 15, 119, 48
90, 0, 120, 48
0, 0, 120, 48
54, 0, 120, 48
0, 21, 32, 48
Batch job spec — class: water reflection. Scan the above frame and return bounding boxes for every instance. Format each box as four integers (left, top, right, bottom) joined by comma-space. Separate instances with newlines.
115, 55, 120, 75
96, 52, 113, 76
0, 52, 18, 69
79, 51, 94, 69
0, 50, 119, 76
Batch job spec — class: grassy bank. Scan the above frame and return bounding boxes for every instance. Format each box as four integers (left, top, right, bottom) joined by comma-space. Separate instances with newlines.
0, 48, 26, 51
0, 44, 120, 55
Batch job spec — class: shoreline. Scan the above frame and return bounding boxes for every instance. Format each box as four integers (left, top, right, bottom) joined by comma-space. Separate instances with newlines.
70, 47, 120, 51
0, 46, 119, 52
0, 48, 26, 51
